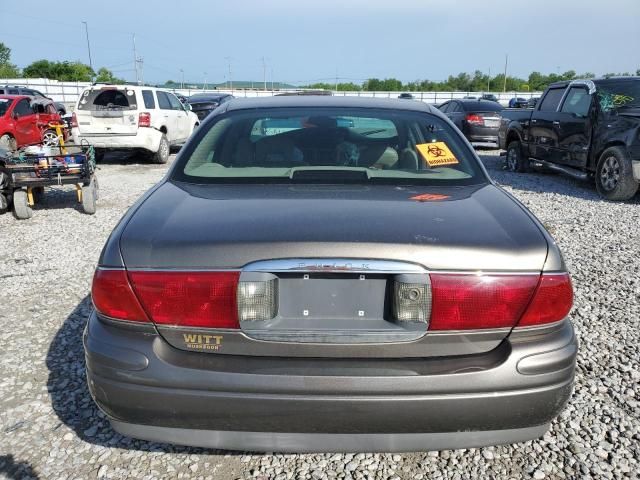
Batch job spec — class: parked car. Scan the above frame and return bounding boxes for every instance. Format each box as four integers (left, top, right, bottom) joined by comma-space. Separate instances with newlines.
480, 93, 499, 102
86, 95, 576, 453
0, 95, 66, 151
187, 93, 234, 121
499, 77, 640, 200
173, 92, 189, 104
398, 93, 414, 99
508, 97, 529, 108
527, 97, 540, 108
437, 99, 503, 147
72, 85, 199, 163
0, 85, 67, 115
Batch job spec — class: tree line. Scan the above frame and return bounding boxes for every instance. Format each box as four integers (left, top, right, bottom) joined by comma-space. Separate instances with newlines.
305, 69, 640, 92
0, 42, 125, 83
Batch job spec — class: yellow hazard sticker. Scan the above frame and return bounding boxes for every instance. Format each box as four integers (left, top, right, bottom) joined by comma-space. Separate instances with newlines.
416, 142, 459, 167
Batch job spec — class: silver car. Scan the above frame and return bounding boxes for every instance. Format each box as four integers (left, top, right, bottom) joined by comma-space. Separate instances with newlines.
85, 96, 577, 452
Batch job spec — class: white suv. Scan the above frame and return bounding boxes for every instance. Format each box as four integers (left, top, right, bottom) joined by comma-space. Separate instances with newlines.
71, 85, 199, 163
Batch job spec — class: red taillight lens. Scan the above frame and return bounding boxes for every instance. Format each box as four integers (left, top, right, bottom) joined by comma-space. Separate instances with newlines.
128, 271, 240, 329
428, 274, 539, 330
138, 112, 151, 127
518, 273, 573, 327
465, 114, 483, 125
71, 112, 78, 128
92, 269, 150, 322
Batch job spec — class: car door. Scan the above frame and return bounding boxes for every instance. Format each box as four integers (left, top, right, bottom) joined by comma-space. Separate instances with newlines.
156, 91, 179, 142
445, 102, 465, 131
166, 92, 189, 141
554, 86, 593, 168
12, 98, 41, 146
529, 87, 566, 163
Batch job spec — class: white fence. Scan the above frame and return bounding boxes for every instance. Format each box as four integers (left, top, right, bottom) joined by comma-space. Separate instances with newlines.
1, 78, 542, 108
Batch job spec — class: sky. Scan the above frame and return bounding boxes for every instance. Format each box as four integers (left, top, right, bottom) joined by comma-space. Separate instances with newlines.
1, 0, 639, 86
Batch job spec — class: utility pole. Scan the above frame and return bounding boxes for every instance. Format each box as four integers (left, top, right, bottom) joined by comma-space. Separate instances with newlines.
139, 58, 144, 86
502, 54, 508, 93
132, 34, 139, 85
487, 67, 491, 92
225, 57, 233, 92
261, 57, 267, 91
271, 67, 274, 91
203, 72, 207, 90
180, 69, 184, 89
82, 21, 94, 81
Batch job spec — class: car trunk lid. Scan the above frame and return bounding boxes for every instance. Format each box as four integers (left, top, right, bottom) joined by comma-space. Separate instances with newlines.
75, 87, 140, 135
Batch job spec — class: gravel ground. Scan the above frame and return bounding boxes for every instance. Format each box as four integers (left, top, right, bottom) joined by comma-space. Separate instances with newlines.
0, 150, 638, 479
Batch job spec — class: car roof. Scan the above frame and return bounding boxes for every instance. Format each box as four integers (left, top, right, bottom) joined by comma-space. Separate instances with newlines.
189, 93, 230, 99
548, 76, 640, 89
0, 94, 29, 100
224, 95, 436, 114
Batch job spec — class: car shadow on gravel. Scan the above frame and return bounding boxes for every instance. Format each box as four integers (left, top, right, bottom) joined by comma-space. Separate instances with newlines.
0, 455, 40, 479
46, 295, 244, 456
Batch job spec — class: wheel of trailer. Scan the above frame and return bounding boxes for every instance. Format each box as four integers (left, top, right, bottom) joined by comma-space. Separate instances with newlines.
13, 189, 33, 220
42, 129, 60, 146
82, 177, 98, 214
595, 146, 639, 201
152, 134, 170, 164
506, 141, 529, 172
0, 134, 17, 152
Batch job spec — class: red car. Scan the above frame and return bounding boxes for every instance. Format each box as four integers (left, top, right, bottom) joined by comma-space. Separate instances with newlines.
0, 95, 66, 151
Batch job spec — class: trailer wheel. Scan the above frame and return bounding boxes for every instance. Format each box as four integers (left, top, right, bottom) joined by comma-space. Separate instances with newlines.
595, 146, 639, 201
13, 190, 33, 220
82, 178, 98, 214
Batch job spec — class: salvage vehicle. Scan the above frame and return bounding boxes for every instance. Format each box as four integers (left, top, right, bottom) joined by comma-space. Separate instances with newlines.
499, 77, 640, 200
72, 85, 199, 163
86, 96, 577, 453
0, 95, 66, 151
187, 93, 234, 121
0, 85, 67, 115
437, 99, 503, 148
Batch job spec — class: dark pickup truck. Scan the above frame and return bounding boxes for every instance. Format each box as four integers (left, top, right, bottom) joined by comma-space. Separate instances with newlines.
498, 77, 640, 200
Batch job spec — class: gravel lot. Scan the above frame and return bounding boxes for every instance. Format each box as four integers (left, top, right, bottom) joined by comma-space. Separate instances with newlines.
0, 151, 638, 480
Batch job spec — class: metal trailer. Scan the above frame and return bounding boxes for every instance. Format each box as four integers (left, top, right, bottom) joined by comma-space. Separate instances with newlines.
0, 143, 98, 219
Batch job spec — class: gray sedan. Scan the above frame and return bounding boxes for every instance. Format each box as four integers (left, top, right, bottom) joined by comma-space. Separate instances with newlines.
85, 96, 577, 453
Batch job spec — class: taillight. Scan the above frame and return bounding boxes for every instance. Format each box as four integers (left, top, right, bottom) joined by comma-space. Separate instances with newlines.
138, 112, 151, 127
427, 273, 573, 331
428, 274, 539, 330
92, 269, 150, 322
128, 271, 240, 328
71, 112, 78, 128
518, 273, 573, 327
465, 114, 483, 125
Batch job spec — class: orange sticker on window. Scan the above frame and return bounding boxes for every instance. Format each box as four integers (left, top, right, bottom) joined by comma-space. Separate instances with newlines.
416, 142, 459, 167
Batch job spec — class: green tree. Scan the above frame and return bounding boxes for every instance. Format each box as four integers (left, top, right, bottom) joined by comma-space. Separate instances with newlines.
0, 42, 20, 78
23, 60, 94, 81
95, 67, 125, 84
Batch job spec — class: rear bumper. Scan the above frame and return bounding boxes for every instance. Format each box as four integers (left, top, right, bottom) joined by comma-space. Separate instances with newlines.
71, 128, 162, 152
84, 313, 577, 452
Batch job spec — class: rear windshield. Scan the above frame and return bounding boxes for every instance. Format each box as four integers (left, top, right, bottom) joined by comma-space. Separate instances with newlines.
173, 107, 487, 186
77, 88, 138, 110
597, 80, 640, 111
0, 98, 13, 116
463, 101, 503, 112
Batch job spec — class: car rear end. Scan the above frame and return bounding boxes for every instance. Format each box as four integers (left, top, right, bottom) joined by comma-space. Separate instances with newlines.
71, 86, 162, 153
84, 99, 576, 452
188, 95, 225, 121
462, 101, 504, 148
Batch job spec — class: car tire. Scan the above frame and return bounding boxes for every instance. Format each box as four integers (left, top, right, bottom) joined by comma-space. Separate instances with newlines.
0, 134, 17, 152
506, 141, 529, 172
595, 146, 639, 201
13, 189, 33, 220
152, 134, 170, 164
42, 129, 60, 147
82, 177, 98, 215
